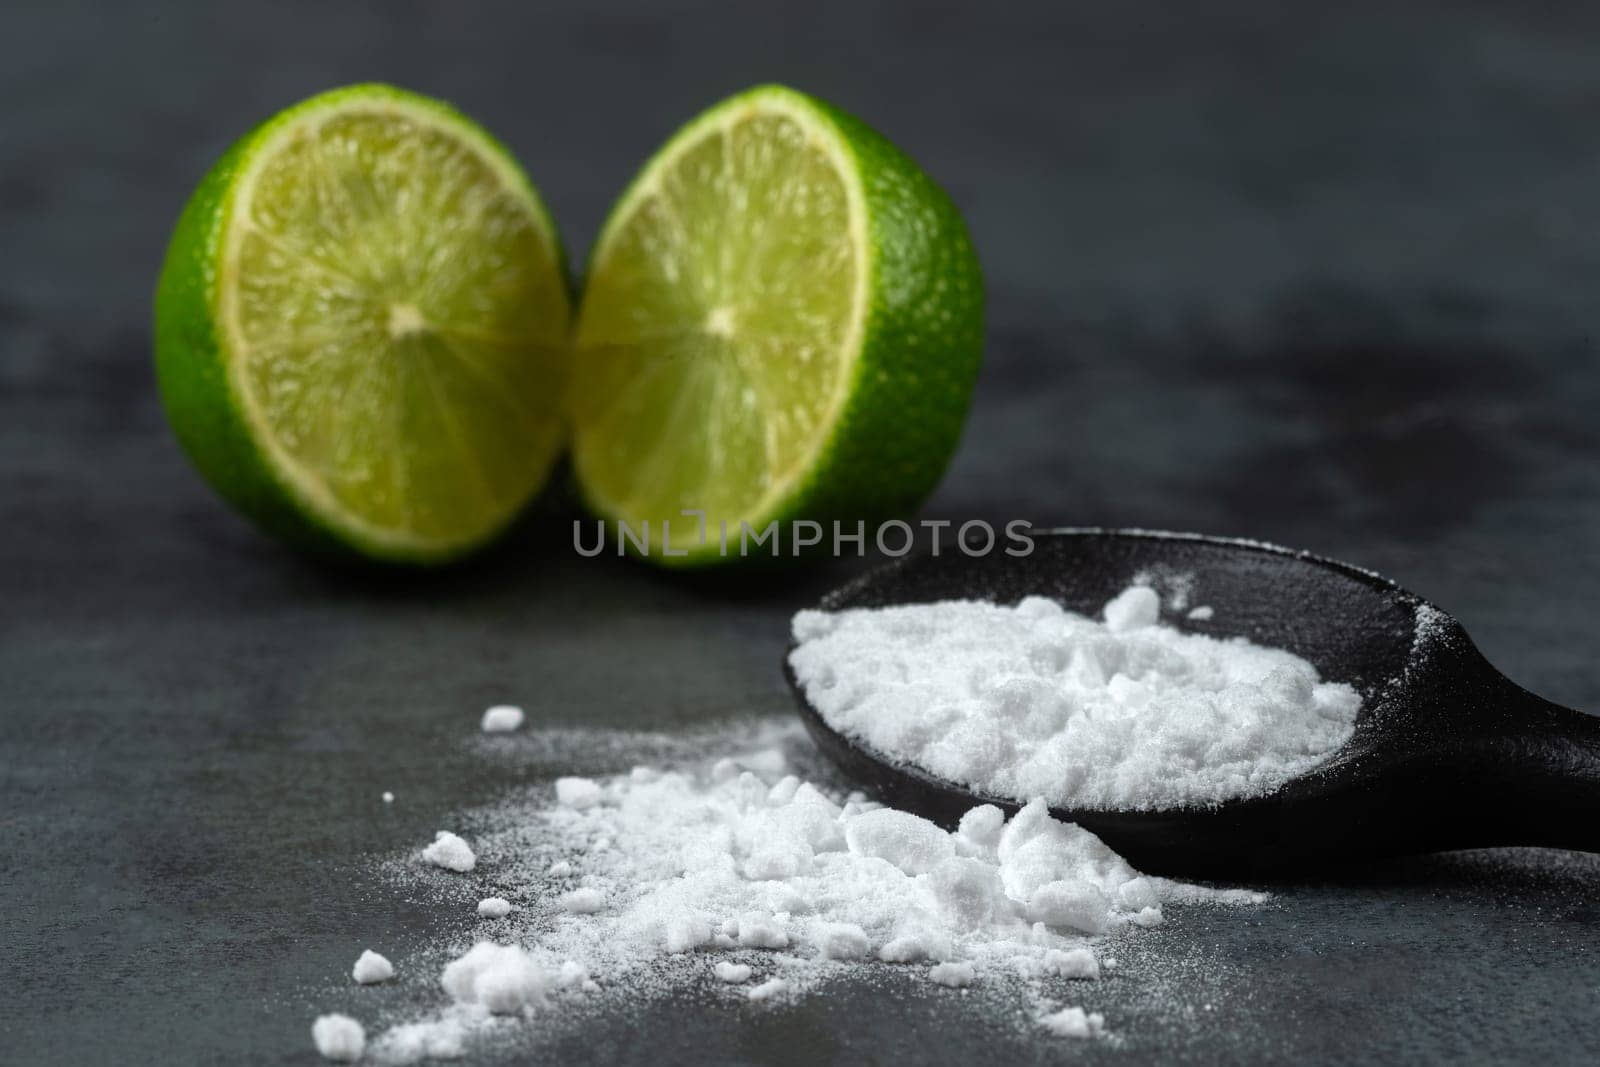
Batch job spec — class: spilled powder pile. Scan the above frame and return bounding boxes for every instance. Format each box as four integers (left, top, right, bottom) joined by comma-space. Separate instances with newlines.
324, 723, 1268, 1062
789, 586, 1362, 810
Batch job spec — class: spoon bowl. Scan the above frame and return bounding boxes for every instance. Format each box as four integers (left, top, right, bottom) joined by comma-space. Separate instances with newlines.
784, 529, 1600, 879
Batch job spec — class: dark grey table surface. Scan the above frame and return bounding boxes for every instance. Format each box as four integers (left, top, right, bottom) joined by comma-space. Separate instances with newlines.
5, 2, 1600, 1063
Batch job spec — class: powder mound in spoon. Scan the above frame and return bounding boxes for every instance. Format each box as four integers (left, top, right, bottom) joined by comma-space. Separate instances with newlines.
789, 587, 1362, 810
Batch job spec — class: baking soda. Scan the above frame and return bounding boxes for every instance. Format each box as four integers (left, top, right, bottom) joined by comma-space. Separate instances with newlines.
352, 950, 393, 985
1038, 1004, 1107, 1039
312, 1013, 365, 1061
789, 588, 1361, 810
421, 831, 475, 873
440, 942, 547, 1014
477, 897, 513, 919
746, 977, 788, 1001
319, 721, 1267, 1061
481, 705, 525, 733
714, 961, 752, 983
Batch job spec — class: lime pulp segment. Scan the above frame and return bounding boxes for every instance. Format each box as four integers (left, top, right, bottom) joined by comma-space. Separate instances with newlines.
219, 90, 569, 555
571, 93, 866, 532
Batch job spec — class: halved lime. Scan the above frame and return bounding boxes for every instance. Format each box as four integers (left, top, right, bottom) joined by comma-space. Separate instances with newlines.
155, 83, 570, 563
570, 85, 983, 566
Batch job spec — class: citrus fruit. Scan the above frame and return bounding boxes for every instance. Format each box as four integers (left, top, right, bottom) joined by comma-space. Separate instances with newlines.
154, 83, 570, 563
570, 84, 983, 566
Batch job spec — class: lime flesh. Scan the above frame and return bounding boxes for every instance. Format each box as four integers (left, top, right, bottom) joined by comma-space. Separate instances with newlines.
574, 103, 862, 526
156, 84, 570, 562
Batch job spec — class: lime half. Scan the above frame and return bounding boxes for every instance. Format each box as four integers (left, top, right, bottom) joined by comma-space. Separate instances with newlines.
155, 83, 570, 563
571, 84, 983, 566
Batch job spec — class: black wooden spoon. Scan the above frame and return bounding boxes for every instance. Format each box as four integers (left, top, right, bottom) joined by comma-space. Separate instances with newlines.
784, 529, 1600, 879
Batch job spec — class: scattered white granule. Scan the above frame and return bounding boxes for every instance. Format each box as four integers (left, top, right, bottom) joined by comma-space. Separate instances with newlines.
1118, 877, 1160, 910
382, 791, 395, 804
664, 916, 713, 953
555, 777, 603, 810
311, 1014, 365, 1062
767, 775, 801, 805
1187, 605, 1214, 621
815, 922, 870, 960
558, 888, 604, 914
373, 1016, 466, 1062
747, 977, 789, 1001
1045, 947, 1100, 979
557, 960, 591, 989
351, 949, 393, 984
740, 749, 788, 776
1039, 1005, 1107, 1039
843, 808, 954, 875
928, 961, 976, 987
879, 934, 945, 964
789, 587, 1361, 810
735, 912, 789, 949
1103, 584, 1161, 631
548, 860, 573, 877
477, 897, 512, 919
421, 831, 476, 873
1025, 878, 1114, 934
714, 961, 752, 983
481, 705, 526, 733
955, 804, 1005, 856
441, 942, 546, 1014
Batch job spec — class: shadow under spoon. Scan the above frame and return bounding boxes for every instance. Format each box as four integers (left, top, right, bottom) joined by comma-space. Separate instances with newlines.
783, 529, 1600, 880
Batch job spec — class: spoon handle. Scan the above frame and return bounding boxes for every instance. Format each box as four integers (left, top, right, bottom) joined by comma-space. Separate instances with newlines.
1492, 695, 1600, 848
1433, 693, 1600, 854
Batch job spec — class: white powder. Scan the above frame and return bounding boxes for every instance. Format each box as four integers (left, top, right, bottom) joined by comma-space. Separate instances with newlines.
1038, 1004, 1107, 1039
554, 777, 603, 810
372, 1016, 467, 1062
713, 961, 752, 983
352, 949, 394, 985
477, 897, 513, 919
734, 912, 789, 948
312, 1013, 365, 1061
789, 588, 1362, 810
421, 831, 476, 873
440, 942, 546, 1013
1102, 585, 1161, 631
1046, 946, 1099, 979
331, 724, 1265, 1060
481, 705, 526, 733
747, 977, 789, 1001
815, 922, 870, 960
928, 960, 976, 987
558, 888, 604, 914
